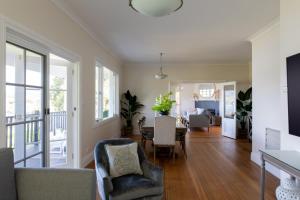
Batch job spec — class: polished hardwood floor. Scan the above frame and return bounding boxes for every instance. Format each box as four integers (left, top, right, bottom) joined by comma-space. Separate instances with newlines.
87, 127, 279, 200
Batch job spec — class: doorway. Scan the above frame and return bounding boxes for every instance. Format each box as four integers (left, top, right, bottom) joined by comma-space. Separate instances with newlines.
48, 54, 76, 168
220, 82, 237, 139
5, 42, 78, 168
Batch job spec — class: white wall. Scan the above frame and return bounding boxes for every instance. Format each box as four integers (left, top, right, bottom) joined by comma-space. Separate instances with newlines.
179, 83, 196, 115
251, 0, 300, 178
280, 0, 300, 151
0, 0, 122, 167
250, 23, 281, 176
122, 63, 250, 133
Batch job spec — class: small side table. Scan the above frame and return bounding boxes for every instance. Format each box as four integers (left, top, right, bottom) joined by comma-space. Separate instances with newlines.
260, 150, 300, 200
211, 116, 222, 126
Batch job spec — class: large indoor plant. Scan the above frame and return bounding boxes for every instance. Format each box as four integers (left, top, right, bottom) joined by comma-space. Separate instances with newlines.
236, 87, 252, 131
121, 90, 144, 135
152, 92, 176, 115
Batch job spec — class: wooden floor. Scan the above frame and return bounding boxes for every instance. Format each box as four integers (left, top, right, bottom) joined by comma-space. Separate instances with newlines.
87, 127, 279, 200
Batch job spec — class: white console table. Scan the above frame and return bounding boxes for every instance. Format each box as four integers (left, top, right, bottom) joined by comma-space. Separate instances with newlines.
260, 150, 300, 200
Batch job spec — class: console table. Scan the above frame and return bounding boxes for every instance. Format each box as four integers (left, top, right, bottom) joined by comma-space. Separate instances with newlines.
260, 150, 300, 200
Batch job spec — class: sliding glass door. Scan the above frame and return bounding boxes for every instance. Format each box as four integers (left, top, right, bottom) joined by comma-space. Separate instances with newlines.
5, 42, 45, 167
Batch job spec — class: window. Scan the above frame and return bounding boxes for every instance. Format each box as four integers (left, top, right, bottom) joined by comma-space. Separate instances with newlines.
199, 83, 216, 98
95, 62, 118, 122
199, 88, 215, 98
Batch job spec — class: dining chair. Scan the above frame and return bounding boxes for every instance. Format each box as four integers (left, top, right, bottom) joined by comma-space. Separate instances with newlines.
153, 116, 176, 163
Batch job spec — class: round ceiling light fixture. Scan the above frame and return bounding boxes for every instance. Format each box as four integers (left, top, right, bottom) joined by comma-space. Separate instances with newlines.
129, 0, 183, 17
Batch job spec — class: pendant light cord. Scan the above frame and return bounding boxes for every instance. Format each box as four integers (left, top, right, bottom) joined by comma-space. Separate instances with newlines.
160, 52, 163, 73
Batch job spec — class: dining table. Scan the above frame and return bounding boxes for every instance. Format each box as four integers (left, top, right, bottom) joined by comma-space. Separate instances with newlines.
140, 120, 188, 157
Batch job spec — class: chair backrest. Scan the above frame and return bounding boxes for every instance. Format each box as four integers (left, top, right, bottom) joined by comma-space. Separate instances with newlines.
154, 116, 176, 146
138, 116, 146, 133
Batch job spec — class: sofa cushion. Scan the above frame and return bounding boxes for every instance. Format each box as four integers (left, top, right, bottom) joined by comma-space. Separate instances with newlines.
110, 175, 163, 200
196, 108, 205, 114
105, 142, 143, 178
0, 148, 17, 200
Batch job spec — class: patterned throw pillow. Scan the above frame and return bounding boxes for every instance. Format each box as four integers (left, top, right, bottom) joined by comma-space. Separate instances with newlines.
105, 142, 143, 178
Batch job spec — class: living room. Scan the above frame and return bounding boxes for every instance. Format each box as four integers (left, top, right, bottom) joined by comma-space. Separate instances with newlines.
1, 0, 300, 200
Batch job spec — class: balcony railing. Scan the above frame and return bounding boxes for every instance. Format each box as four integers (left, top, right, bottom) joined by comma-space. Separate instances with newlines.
6, 111, 67, 147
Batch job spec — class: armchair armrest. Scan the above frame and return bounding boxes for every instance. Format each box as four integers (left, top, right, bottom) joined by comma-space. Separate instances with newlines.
141, 161, 164, 186
95, 163, 113, 200
15, 168, 96, 200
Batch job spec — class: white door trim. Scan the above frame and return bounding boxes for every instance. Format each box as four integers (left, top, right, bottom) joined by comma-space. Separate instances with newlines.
0, 18, 6, 148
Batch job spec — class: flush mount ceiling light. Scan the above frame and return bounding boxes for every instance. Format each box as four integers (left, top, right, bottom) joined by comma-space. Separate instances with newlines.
129, 0, 183, 17
155, 53, 168, 80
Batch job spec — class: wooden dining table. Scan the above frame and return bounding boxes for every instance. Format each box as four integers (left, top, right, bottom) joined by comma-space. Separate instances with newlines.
140, 121, 188, 157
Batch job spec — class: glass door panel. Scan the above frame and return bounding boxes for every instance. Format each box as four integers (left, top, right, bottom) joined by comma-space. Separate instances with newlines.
49, 54, 72, 168
6, 85, 25, 123
26, 87, 43, 121
6, 43, 25, 84
5, 42, 45, 167
26, 51, 43, 86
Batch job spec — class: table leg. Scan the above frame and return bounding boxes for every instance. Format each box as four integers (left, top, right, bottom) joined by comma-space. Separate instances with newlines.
260, 154, 266, 200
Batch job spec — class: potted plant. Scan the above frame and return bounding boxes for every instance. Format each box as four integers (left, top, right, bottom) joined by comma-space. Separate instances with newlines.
121, 90, 144, 135
152, 92, 176, 116
236, 87, 252, 135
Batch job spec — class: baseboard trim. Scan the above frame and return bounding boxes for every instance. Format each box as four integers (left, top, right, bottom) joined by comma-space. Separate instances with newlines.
81, 152, 93, 168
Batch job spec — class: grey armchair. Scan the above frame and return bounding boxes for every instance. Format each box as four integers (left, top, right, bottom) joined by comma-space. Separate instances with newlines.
0, 148, 96, 200
94, 138, 164, 200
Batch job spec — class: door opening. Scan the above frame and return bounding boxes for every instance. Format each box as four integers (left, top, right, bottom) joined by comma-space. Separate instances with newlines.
48, 53, 77, 168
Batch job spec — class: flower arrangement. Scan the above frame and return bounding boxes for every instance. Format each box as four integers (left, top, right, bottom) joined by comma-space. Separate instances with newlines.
152, 92, 176, 115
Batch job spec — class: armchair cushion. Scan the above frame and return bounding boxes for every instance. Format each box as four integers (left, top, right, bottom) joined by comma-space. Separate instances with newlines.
0, 148, 17, 200
105, 142, 143, 178
141, 161, 163, 186
110, 175, 163, 200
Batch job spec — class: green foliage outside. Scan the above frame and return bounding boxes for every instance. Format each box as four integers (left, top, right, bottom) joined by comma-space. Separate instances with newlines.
51, 77, 65, 112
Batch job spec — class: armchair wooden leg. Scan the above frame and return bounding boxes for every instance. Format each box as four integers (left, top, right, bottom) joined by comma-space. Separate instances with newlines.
141, 138, 145, 148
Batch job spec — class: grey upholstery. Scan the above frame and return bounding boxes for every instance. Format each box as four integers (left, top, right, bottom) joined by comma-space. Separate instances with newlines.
16, 168, 96, 200
188, 114, 210, 129
94, 138, 163, 200
0, 148, 96, 200
0, 148, 17, 200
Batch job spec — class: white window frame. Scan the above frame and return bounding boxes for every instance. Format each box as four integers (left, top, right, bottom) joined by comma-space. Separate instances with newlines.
95, 61, 119, 124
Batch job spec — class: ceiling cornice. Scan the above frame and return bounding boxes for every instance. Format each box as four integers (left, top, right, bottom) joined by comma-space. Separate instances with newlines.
50, 0, 123, 65
247, 17, 280, 42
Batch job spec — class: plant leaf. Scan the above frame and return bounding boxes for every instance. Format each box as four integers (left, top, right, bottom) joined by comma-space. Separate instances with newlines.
238, 91, 246, 101
244, 103, 252, 111
245, 87, 252, 100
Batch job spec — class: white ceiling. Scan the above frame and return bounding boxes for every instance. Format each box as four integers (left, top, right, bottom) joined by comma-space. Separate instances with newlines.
54, 0, 279, 64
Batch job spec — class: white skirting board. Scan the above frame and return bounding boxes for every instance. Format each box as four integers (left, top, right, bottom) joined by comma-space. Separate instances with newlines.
81, 152, 93, 168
